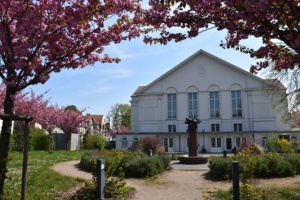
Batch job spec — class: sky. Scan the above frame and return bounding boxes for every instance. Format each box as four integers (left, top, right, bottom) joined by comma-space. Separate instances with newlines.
28, 28, 264, 117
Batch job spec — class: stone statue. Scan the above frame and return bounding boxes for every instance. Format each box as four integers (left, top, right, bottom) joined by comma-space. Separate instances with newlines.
185, 118, 201, 133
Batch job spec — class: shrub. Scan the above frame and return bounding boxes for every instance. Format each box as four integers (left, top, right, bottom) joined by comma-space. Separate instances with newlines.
83, 132, 106, 150
140, 135, 163, 154
237, 141, 263, 155
11, 127, 50, 151
124, 156, 168, 178
156, 145, 165, 155
29, 128, 49, 150
105, 167, 135, 199
278, 138, 293, 153
209, 157, 232, 180
79, 150, 99, 172
209, 153, 300, 181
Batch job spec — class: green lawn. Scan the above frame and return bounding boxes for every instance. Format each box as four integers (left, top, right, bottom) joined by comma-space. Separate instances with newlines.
4, 150, 87, 200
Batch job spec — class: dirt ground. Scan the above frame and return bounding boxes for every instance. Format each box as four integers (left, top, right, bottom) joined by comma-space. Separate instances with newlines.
51, 160, 300, 200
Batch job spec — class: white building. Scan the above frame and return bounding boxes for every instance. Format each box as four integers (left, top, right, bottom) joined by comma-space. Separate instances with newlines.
116, 49, 298, 153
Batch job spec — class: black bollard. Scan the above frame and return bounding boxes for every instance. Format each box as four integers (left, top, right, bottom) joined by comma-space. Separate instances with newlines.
232, 161, 240, 200
148, 149, 152, 157
223, 150, 227, 158
96, 159, 106, 200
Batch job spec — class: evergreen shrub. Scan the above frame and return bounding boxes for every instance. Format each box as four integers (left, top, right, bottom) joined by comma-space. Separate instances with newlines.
208, 156, 232, 180
124, 156, 168, 178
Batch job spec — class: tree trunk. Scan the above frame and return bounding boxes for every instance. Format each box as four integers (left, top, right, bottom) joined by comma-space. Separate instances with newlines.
0, 88, 15, 198
65, 132, 71, 150
48, 133, 52, 152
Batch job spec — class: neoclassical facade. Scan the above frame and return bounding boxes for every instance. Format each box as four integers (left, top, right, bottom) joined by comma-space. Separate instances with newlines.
116, 50, 298, 153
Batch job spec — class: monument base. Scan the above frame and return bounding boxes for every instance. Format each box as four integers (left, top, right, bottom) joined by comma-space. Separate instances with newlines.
178, 155, 209, 164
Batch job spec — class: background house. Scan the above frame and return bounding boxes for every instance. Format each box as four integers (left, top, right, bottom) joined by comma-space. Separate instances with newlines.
116, 49, 299, 153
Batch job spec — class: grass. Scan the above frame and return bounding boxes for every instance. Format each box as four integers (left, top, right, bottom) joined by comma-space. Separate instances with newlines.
4, 150, 87, 200
210, 186, 300, 200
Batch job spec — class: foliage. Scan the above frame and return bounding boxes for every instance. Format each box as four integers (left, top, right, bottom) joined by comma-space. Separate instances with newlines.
79, 150, 145, 199
144, 1, 299, 73
209, 153, 300, 181
237, 140, 264, 155
123, 155, 170, 178
140, 135, 164, 154
79, 150, 147, 177
79, 150, 170, 179
155, 145, 165, 155
11, 127, 52, 151
79, 150, 100, 172
0, 0, 143, 193
106, 103, 131, 129
28, 128, 50, 151
208, 156, 232, 180
213, 185, 300, 200
83, 133, 107, 150
267, 135, 295, 153
104, 167, 135, 199
278, 139, 293, 153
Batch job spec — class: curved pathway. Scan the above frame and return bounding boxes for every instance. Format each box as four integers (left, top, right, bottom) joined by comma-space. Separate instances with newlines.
51, 160, 93, 179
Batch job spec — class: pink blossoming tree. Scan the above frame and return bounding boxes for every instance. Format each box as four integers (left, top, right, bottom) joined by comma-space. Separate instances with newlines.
59, 107, 86, 150
37, 104, 64, 151
0, 0, 143, 194
142, 0, 300, 73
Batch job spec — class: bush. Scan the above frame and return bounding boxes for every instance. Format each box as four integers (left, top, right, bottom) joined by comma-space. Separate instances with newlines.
79, 150, 99, 172
140, 136, 163, 154
11, 127, 50, 151
29, 128, 49, 150
209, 157, 232, 180
124, 156, 168, 178
209, 153, 300, 181
79, 150, 170, 178
83, 132, 106, 150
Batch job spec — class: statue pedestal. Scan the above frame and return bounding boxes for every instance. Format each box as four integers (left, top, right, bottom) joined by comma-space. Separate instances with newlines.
178, 155, 209, 164
188, 132, 198, 156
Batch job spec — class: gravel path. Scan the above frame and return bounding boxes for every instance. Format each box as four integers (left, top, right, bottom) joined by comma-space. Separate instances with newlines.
51, 160, 300, 200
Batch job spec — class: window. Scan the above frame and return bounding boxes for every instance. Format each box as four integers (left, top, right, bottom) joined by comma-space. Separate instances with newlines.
168, 125, 176, 132
211, 138, 222, 148
236, 137, 241, 146
168, 93, 177, 119
236, 137, 247, 147
210, 91, 220, 118
122, 138, 127, 148
188, 92, 198, 118
169, 138, 174, 148
211, 124, 220, 132
232, 91, 242, 117
233, 123, 243, 132
262, 137, 268, 147
133, 137, 138, 145
291, 136, 298, 142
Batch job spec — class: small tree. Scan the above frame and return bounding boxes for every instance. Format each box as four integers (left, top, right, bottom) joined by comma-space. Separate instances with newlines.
59, 107, 85, 150
38, 104, 64, 151
140, 135, 163, 154
83, 131, 106, 150
106, 103, 131, 129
